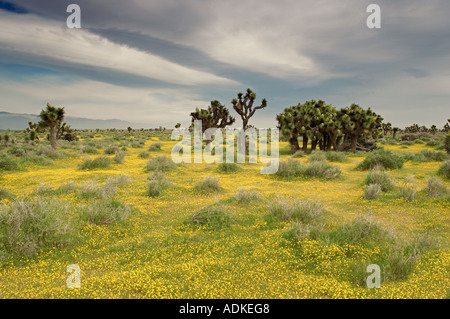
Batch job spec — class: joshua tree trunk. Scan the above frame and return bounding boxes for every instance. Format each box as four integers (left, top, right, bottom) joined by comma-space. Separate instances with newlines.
205, 139, 212, 153
350, 135, 358, 153
302, 135, 308, 152
50, 124, 57, 149
290, 136, 300, 153
325, 136, 332, 151
242, 118, 249, 131
311, 138, 318, 151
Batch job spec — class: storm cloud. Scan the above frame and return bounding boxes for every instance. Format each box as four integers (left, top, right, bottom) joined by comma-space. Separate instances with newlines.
0, 0, 449, 128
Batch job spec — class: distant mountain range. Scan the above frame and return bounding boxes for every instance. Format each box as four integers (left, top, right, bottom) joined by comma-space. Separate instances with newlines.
0, 111, 150, 130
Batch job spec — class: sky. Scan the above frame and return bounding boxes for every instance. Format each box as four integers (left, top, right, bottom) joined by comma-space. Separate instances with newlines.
0, 0, 449, 129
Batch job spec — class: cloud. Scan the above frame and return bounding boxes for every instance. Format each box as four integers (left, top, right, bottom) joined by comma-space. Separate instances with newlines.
1, 0, 450, 128
0, 75, 211, 127
0, 10, 237, 86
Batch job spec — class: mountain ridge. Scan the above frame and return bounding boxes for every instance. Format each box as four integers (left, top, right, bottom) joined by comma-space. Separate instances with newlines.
0, 111, 151, 130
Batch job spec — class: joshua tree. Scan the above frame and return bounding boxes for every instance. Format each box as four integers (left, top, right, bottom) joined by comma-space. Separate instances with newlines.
445, 132, 450, 154
277, 101, 382, 153
382, 122, 392, 136
277, 99, 343, 153
57, 122, 75, 141
392, 127, 399, 140
29, 129, 37, 141
443, 120, 449, 132
276, 105, 301, 153
127, 126, 133, 133
175, 123, 181, 129
190, 100, 235, 149
430, 125, 437, 135
338, 104, 383, 152
191, 100, 235, 132
38, 102, 65, 149
231, 88, 267, 131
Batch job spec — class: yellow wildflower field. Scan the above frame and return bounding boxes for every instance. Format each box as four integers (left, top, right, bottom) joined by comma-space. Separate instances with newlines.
0, 136, 449, 299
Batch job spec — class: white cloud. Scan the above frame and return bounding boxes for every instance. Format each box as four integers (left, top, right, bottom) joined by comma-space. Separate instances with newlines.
2, 0, 450, 128
0, 76, 210, 127
0, 11, 237, 86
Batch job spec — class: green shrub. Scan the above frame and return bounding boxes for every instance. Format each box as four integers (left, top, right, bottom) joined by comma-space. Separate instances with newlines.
217, 162, 239, 173
145, 155, 176, 172
399, 175, 417, 201
104, 174, 131, 189
416, 150, 447, 162
437, 160, 450, 179
425, 176, 448, 197
149, 142, 163, 151
326, 214, 393, 246
81, 180, 117, 200
363, 184, 382, 199
303, 161, 341, 179
80, 198, 130, 225
382, 244, 421, 283
138, 151, 150, 159
348, 241, 424, 285
78, 156, 112, 170
0, 198, 78, 256
0, 188, 14, 201
269, 196, 325, 224
7, 146, 26, 157
282, 221, 324, 241
426, 139, 441, 147
234, 188, 262, 203
77, 181, 101, 200
104, 145, 119, 155
291, 150, 305, 158
114, 150, 125, 164
357, 149, 404, 170
191, 205, 232, 230
324, 151, 348, 163
277, 158, 340, 179
81, 146, 99, 154
276, 159, 305, 178
0, 153, 20, 171
76, 176, 129, 200
36, 146, 64, 159
147, 172, 170, 197
23, 154, 54, 166
131, 142, 144, 148
414, 139, 424, 144
57, 180, 78, 194
401, 152, 420, 162
308, 151, 327, 162
365, 169, 394, 192
194, 175, 222, 193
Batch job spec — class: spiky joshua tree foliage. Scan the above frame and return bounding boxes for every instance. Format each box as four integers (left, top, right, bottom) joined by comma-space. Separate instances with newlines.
231, 88, 267, 131
277, 100, 383, 153
190, 100, 235, 148
39, 102, 65, 149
